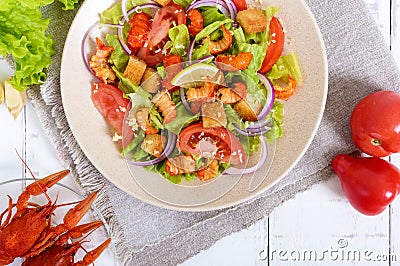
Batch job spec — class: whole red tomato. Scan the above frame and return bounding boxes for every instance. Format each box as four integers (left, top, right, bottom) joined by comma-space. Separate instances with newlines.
332, 154, 400, 215
350, 91, 400, 157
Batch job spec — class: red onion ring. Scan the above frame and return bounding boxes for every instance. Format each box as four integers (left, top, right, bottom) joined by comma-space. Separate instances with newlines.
187, 38, 195, 63
233, 123, 271, 136
180, 87, 193, 114
117, 3, 162, 55
186, 0, 231, 18
196, 55, 214, 63
125, 131, 177, 166
223, 136, 268, 175
121, 0, 130, 23
223, 0, 237, 18
81, 22, 100, 76
247, 118, 271, 129
256, 73, 275, 120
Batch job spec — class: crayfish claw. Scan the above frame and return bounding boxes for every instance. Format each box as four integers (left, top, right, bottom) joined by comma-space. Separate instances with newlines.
56, 221, 104, 245
26, 170, 71, 196
78, 238, 111, 266
63, 191, 98, 230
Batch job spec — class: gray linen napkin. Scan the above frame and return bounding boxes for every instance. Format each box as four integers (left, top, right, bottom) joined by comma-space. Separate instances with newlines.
28, 0, 400, 265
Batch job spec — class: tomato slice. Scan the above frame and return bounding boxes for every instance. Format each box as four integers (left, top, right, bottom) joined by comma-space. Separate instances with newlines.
178, 123, 246, 166
258, 16, 285, 74
137, 3, 186, 67
90, 82, 133, 148
232, 0, 247, 11
162, 54, 183, 92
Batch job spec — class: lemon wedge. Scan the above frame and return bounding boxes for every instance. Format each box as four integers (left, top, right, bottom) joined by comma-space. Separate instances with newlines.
170, 63, 221, 88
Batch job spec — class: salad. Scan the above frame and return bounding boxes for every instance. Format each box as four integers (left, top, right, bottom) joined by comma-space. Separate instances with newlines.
82, 0, 302, 184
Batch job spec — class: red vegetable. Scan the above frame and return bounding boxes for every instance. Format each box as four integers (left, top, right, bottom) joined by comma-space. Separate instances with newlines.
162, 54, 184, 92
350, 91, 400, 157
178, 123, 246, 166
232, 0, 247, 11
258, 16, 284, 74
332, 154, 400, 216
90, 82, 133, 148
126, 12, 152, 54
137, 3, 186, 66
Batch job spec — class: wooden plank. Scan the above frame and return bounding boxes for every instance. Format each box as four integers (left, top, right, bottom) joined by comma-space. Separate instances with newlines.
392, 0, 400, 65
24, 102, 80, 190
388, 1, 400, 265
0, 59, 25, 181
0, 106, 25, 180
268, 1, 392, 265
364, 0, 391, 47
389, 154, 400, 265
181, 219, 268, 266
268, 178, 390, 266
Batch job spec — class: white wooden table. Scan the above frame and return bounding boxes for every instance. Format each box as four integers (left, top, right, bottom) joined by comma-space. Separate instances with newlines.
0, 0, 399, 265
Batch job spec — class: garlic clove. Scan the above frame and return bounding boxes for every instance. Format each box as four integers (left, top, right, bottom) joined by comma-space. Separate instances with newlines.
4, 79, 26, 119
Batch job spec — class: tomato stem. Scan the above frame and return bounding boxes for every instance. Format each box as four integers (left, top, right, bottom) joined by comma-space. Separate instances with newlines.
371, 139, 382, 146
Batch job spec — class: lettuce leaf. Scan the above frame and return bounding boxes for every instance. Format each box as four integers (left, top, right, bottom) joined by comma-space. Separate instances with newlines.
263, 100, 284, 142
225, 104, 245, 132
172, 0, 195, 9
199, 7, 229, 27
164, 103, 200, 135
122, 130, 145, 155
0, 2, 53, 91
0, 0, 78, 91
195, 18, 233, 42
267, 52, 303, 85
237, 43, 266, 72
192, 42, 210, 61
57, 0, 79, 10
101, 0, 148, 24
106, 34, 129, 72
168, 24, 190, 57
112, 67, 151, 97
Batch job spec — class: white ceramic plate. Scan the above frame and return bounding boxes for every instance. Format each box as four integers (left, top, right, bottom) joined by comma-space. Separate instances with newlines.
60, 0, 327, 211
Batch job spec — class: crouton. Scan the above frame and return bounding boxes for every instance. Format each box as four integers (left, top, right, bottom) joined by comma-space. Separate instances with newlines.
153, 0, 171, 6
234, 100, 258, 121
141, 133, 166, 158
201, 101, 227, 128
236, 9, 268, 34
141, 68, 161, 93
123, 55, 147, 85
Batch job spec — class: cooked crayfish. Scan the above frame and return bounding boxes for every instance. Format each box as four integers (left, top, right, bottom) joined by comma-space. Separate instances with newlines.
21, 223, 111, 266
215, 52, 253, 71
204, 25, 232, 55
89, 38, 116, 84
186, 9, 204, 37
0, 170, 110, 265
